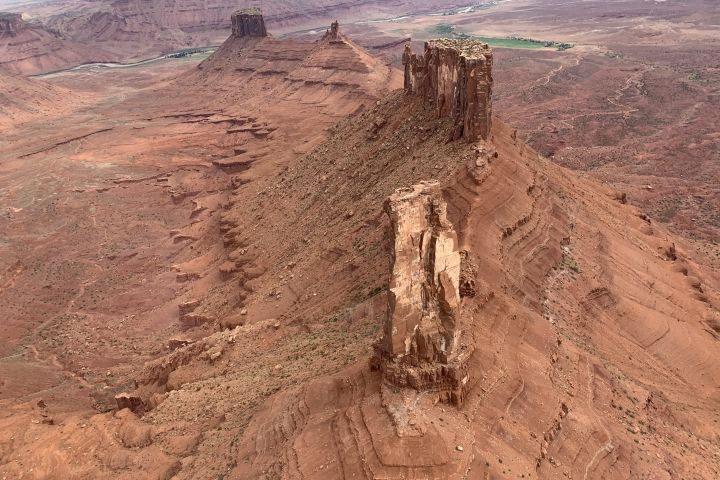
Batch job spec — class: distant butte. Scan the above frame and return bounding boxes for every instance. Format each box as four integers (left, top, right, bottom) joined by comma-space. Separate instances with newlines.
231, 8, 268, 38
0, 12, 24, 35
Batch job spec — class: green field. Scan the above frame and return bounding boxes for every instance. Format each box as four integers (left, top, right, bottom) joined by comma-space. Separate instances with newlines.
428, 24, 573, 51
472, 36, 545, 49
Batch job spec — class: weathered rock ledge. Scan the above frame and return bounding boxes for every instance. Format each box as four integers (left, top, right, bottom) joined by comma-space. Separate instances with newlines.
403, 39, 493, 142
231, 8, 267, 38
372, 181, 470, 405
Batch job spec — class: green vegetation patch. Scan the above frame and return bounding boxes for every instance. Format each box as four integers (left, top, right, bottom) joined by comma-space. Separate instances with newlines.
556, 248, 581, 274
429, 24, 573, 51
470, 36, 545, 49
431, 23, 458, 36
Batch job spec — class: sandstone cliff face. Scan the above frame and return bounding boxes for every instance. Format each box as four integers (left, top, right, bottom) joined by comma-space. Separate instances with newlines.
231, 8, 267, 38
0, 13, 24, 35
373, 181, 470, 405
403, 39, 493, 142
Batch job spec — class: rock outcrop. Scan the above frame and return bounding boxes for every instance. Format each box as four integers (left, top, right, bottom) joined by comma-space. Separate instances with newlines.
231, 8, 267, 38
0, 12, 111, 74
403, 39, 493, 142
373, 181, 470, 405
0, 12, 24, 35
322, 20, 340, 42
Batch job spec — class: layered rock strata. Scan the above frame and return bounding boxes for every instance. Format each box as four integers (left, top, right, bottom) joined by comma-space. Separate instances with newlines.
373, 181, 469, 405
0, 12, 24, 35
403, 39, 493, 142
231, 8, 267, 38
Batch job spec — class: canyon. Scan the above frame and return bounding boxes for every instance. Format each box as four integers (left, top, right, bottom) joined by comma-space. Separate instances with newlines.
0, 0, 474, 75
3, 0, 717, 240
0, 3, 719, 480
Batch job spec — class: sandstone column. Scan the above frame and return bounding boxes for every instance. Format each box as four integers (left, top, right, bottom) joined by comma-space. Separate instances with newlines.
374, 181, 469, 405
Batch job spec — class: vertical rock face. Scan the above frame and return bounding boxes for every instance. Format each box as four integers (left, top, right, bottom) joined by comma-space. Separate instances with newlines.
403, 39, 493, 142
231, 8, 267, 38
0, 13, 24, 35
322, 20, 341, 41
373, 181, 469, 405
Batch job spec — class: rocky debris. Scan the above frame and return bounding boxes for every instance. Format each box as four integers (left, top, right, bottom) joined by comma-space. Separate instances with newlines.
665, 242, 677, 261
178, 299, 201, 316
176, 271, 201, 282
467, 144, 496, 184
116, 410, 153, 448
167, 338, 193, 350
115, 392, 145, 414
403, 39, 493, 142
372, 181, 470, 405
219, 260, 238, 275
180, 313, 215, 328
231, 8, 267, 38
0, 12, 23, 35
200, 345, 224, 363
366, 116, 387, 139
459, 251, 478, 298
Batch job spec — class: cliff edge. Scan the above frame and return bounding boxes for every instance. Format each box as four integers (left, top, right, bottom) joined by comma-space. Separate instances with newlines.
404, 39, 493, 142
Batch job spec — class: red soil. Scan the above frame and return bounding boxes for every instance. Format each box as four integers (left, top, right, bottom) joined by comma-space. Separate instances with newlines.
0, 7, 718, 480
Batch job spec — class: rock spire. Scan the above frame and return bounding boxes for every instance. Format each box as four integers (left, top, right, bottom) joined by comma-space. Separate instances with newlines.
231, 8, 268, 38
373, 181, 470, 405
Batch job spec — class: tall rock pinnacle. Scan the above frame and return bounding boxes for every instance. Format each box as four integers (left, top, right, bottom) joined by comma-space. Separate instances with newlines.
373, 181, 470, 405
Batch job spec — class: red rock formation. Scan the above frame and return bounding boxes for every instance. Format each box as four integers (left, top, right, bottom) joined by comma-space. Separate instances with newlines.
231, 8, 267, 38
322, 20, 340, 41
403, 39, 493, 142
0, 12, 24, 35
0, 12, 111, 74
114, 392, 145, 414
192, 16, 400, 102
372, 181, 470, 405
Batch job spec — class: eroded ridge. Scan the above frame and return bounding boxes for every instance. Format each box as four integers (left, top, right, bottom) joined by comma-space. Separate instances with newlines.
403, 39, 493, 142
231, 8, 268, 38
372, 181, 470, 405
